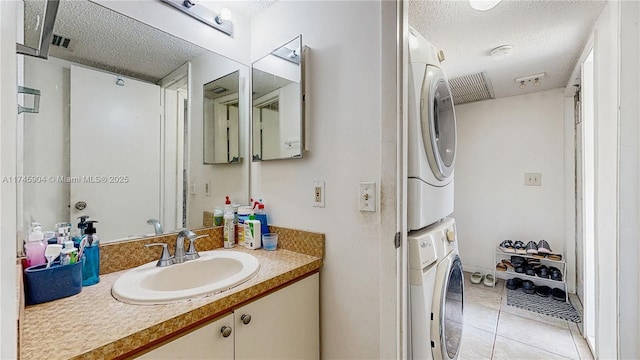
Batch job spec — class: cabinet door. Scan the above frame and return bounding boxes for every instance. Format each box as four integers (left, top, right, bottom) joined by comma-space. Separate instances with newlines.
235, 273, 319, 359
137, 313, 234, 359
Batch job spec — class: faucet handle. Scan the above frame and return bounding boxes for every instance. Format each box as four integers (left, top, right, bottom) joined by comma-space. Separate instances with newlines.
185, 235, 208, 261
145, 243, 173, 267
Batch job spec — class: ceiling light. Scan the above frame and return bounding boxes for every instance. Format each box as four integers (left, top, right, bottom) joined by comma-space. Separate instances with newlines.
469, 0, 502, 11
183, 0, 198, 8
519, 81, 526, 89
515, 72, 546, 83
489, 45, 513, 60
533, 78, 540, 86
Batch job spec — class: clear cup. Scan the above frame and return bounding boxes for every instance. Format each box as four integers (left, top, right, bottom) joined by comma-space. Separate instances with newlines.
262, 233, 278, 251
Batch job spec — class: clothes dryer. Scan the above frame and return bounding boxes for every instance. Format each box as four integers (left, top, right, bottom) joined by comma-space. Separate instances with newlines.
407, 27, 457, 231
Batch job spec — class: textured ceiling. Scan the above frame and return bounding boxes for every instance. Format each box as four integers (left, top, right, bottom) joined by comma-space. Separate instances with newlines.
49, 0, 208, 83
199, 0, 278, 18
409, 0, 606, 99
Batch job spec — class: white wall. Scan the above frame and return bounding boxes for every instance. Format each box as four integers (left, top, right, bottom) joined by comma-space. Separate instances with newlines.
616, 1, 639, 358
454, 89, 566, 274
250, 1, 398, 358
1, 1, 18, 357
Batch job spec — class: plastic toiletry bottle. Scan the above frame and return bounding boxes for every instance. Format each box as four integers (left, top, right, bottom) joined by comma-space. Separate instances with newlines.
60, 241, 78, 265
72, 215, 90, 247
254, 202, 269, 236
81, 221, 100, 286
244, 215, 262, 250
24, 222, 47, 267
236, 206, 253, 247
223, 196, 235, 248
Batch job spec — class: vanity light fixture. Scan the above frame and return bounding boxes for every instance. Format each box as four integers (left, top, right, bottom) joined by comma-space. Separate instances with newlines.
515, 72, 546, 89
159, 0, 233, 37
469, 0, 502, 11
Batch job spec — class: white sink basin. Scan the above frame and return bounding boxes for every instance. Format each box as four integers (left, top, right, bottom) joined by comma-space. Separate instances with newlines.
112, 250, 260, 305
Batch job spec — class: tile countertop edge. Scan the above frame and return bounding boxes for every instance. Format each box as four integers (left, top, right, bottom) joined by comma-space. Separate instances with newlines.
75, 259, 322, 360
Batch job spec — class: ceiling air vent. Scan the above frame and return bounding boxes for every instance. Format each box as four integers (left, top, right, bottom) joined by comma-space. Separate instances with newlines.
51, 34, 73, 50
448, 72, 495, 105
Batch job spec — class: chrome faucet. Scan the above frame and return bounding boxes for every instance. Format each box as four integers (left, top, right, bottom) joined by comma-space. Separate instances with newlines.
145, 229, 208, 267
147, 219, 164, 235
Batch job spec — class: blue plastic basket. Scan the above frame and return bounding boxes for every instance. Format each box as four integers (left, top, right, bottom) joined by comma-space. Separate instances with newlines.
24, 260, 83, 305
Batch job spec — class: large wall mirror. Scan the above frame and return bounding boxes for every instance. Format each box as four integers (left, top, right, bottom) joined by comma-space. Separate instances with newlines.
252, 35, 305, 161
18, 0, 249, 243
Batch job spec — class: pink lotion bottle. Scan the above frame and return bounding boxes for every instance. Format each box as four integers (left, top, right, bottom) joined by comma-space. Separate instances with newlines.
25, 222, 47, 267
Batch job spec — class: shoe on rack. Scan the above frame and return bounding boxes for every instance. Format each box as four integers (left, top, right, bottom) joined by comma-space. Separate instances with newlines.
548, 253, 562, 261
496, 262, 507, 271
514, 241, 527, 254
549, 267, 563, 281
511, 255, 526, 266
525, 241, 538, 254
537, 239, 552, 254
536, 285, 552, 297
501, 259, 514, 270
522, 280, 536, 294
535, 265, 550, 279
470, 272, 484, 284
483, 274, 495, 287
506, 277, 523, 290
552, 288, 566, 301
499, 240, 515, 253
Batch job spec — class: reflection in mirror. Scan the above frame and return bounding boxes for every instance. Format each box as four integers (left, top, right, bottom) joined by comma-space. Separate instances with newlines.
203, 71, 241, 164
18, 0, 249, 243
252, 36, 304, 161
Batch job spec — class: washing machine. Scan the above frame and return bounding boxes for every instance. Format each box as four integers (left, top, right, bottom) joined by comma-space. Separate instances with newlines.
407, 27, 457, 231
409, 217, 463, 360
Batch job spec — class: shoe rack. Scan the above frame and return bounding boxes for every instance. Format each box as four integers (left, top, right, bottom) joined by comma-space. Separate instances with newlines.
494, 247, 568, 302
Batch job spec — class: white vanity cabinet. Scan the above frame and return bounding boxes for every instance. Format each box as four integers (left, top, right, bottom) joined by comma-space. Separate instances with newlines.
135, 273, 319, 359
235, 273, 319, 359
137, 313, 235, 359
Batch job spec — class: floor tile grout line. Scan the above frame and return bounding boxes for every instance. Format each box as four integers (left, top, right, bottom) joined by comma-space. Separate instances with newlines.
493, 333, 575, 360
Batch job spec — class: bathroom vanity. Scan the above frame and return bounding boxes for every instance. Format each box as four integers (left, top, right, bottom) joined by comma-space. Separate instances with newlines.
19, 229, 323, 360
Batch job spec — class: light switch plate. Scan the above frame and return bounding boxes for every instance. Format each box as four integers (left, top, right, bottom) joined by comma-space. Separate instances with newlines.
190, 181, 196, 195
359, 182, 376, 212
313, 181, 325, 207
205, 180, 212, 196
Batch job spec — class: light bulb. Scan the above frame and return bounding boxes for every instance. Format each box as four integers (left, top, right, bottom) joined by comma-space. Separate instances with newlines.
519, 81, 526, 89
533, 78, 540, 86
216, 8, 232, 24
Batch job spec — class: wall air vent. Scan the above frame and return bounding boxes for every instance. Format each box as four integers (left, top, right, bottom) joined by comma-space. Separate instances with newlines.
51, 34, 73, 50
448, 72, 495, 105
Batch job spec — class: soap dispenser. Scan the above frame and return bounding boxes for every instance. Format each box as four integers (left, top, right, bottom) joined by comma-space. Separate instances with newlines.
81, 220, 100, 286
72, 215, 90, 246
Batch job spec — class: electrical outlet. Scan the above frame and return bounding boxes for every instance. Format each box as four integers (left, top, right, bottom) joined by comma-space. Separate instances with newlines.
313, 181, 325, 207
359, 182, 376, 212
524, 173, 542, 186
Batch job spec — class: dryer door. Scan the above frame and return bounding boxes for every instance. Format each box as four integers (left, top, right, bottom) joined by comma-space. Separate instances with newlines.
421, 67, 457, 181
431, 254, 464, 360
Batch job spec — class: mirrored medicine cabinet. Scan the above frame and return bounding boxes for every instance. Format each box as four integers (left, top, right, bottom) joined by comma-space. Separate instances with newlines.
252, 35, 306, 161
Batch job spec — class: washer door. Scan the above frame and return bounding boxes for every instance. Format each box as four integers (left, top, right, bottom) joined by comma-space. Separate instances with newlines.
420, 67, 457, 181
431, 254, 464, 360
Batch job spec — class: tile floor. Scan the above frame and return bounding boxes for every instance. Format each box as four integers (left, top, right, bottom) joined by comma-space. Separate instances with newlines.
459, 271, 594, 360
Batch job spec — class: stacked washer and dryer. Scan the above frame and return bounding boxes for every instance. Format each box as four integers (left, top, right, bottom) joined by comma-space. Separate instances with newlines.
407, 27, 463, 360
